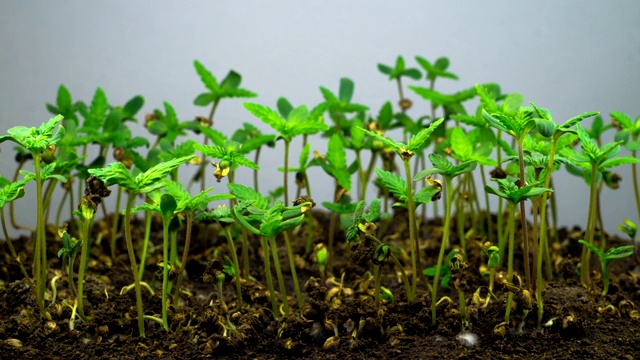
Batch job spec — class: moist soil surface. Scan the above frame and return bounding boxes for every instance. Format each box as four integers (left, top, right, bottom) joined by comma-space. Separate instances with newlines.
1, 209, 639, 359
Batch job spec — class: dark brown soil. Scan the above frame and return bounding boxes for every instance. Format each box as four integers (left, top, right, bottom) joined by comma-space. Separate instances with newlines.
1, 210, 639, 359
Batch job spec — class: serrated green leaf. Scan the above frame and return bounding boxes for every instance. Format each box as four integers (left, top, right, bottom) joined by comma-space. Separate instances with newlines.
194, 60, 219, 93
450, 127, 473, 160
599, 156, 640, 170
406, 118, 444, 152
375, 168, 407, 203
327, 134, 351, 190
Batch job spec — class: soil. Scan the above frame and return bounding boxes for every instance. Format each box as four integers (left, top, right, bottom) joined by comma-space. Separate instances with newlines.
1, 209, 639, 360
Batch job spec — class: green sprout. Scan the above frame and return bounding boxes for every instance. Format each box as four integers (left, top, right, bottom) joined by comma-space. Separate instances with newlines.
57, 229, 81, 299
577, 240, 634, 296
567, 124, 640, 287
611, 112, 640, 223
362, 117, 444, 302
89, 155, 195, 337
0, 114, 65, 317
377, 56, 422, 112
423, 249, 459, 290
617, 219, 638, 266
485, 176, 552, 323
414, 153, 476, 324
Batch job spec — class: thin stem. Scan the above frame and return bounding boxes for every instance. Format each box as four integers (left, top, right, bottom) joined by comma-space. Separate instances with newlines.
42, 179, 56, 224
173, 213, 193, 305
199, 99, 221, 192
283, 231, 303, 312
161, 216, 170, 331
110, 186, 123, 259
33, 154, 47, 311
138, 208, 152, 281
632, 149, 640, 223
456, 175, 466, 259
223, 226, 243, 308
505, 202, 516, 323
10, 161, 34, 231
124, 192, 146, 337
432, 176, 453, 325
268, 236, 289, 317
261, 236, 279, 316
284, 141, 290, 205
480, 165, 493, 244
1, 208, 42, 316
55, 184, 69, 229
254, 147, 262, 192
403, 159, 419, 302
581, 166, 599, 287
517, 138, 531, 291
76, 207, 94, 322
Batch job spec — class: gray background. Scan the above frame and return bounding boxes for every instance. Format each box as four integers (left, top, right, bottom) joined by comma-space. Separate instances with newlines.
1, 1, 639, 238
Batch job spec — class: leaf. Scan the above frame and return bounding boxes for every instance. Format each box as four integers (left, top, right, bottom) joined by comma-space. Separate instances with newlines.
277, 97, 293, 118
535, 118, 556, 138
599, 156, 640, 171
220, 70, 242, 90
339, 78, 354, 103
243, 103, 286, 135
123, 95, 144, 119
375, 168, 407, 203
406, 118, 444, 152
450, 127, 473, 160
228, 183, 269, 209
90, 87, 108, 122
483, 110, 511, 133
194, 93, 214, 106
88, 161, 137, 190
378, 101, 393, 129
351, 117, 365, 150
413, 185, 440, 205
193, 60, 219, 93
610, 111, 634, 130
160, 194, 178, 217
327, 134, 351, 190
360, 128, 402, 152
560, 111, 599, 130
135, 155, 195, 193
377, 63, 393, 76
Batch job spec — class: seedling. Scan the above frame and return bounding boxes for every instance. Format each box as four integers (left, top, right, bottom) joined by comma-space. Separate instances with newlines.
485, 176, 552, 323
414, 153, 476, 324
611, 112, 640, 223
567, 124, 640, 286
377, 56, 422, 111
422, 249, 459, 290
362, 117, 444, 302
577, 240, 634, 296
89, 155, 195, 337
0, 115, 65, 317
618, 218, 638, 266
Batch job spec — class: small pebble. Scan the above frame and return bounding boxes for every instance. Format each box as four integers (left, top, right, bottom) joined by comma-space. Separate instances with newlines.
456, 332, 479, 347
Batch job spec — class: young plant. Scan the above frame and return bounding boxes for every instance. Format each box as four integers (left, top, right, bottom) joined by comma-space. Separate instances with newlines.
577, 240, 634, 296
0, 115, 65, 317
618, 219, 638, 265
88, 155, 195, 337
0, 177, 42, 316
361, 118, 444, 303
377, 56, 422, 112
193, 60, 257, 191
232, 198, 309, 317
610, 112, 640, 223
485, 176, 552, 323
567, 124, 640, 287
414, 153, 476, 323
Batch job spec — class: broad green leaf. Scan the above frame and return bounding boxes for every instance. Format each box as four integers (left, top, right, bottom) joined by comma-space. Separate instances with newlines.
160, 194, 177, 217
351, 117, 365, 150
450, 127, 473, 159
277, 97, 293, 118
220, 70, 242, 90
194, 93, 214, 106
339, 78, 354, 103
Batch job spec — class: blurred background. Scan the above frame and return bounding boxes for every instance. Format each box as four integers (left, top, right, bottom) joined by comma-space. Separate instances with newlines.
1, 1, 639, 237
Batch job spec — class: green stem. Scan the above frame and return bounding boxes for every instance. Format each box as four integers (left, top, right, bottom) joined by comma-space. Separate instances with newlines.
480, 165, 493, 244
432, 176, 453, 325
200, 99, 220, 192
283, 231, 303, 312
254, 147, 262, 192
632, 149, 640, 223
223, 226, 243, 308
517, 138, 531, 292
261, 236, 279, 316
505, 202, 516, 323
55, 184, 69, 229
1, 208, 43, 316
110, 186, 123, 259
33, 154, 47, 312
161, 215, 171, 332
42, 179, 57, 224
456, 175, 466, 259
124, 192, 146, 337
403, 159, 419, 302
458, 290, 467, 328
173, 213, 193, 305
268, 236, 289, 317
581, 166, 599, 287
76, 207, 94, 322
138, 208, 152, 281
601, 260, 610, 296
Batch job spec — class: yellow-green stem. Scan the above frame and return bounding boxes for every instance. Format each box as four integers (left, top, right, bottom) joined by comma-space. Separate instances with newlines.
110, 186, 123, 259
505, 202, 516, 323
261, 236, 279, 316
223, 226, 243, 308
432, 176, 453, 325
268, 236, 289, 317
173, 213, 193, 305
403, 160, 419, 302
581, 166, 599, 286
76, 208, 94, 322
283, 231, 303, 312
124, 193, 146, 337
161, 215, 171, 331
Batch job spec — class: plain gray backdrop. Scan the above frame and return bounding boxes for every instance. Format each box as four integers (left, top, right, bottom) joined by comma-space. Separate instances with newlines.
1, 1, 639, 239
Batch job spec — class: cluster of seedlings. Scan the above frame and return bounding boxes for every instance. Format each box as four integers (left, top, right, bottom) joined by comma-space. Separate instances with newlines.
1, 55, 639, 352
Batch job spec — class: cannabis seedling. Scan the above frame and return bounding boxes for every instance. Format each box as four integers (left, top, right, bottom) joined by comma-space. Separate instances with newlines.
611, 112, 640, 223
362, 117, 444, 302
89, 155, 195, 337
377, 56, 422, 112
618, 218, 638, 266
0, 115, 65, 316
577, 240, 634, 296
485, 176, 552, 323
568, 124, 640, 287
414, 153, 476, 324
